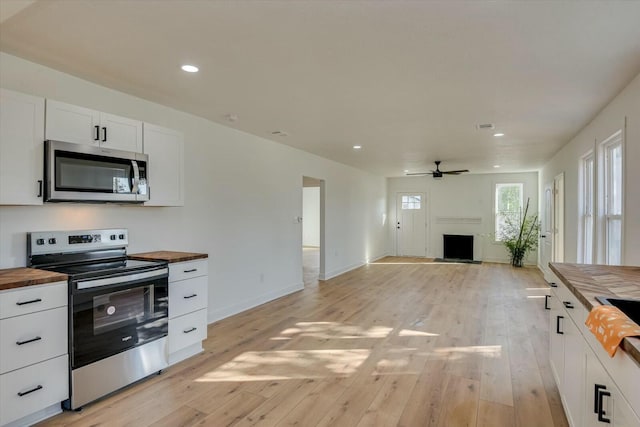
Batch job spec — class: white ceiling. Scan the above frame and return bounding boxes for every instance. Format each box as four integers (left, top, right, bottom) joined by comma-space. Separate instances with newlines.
2, 1, 640, 177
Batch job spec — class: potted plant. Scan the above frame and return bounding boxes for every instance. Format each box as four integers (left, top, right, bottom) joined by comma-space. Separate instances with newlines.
499, 197, 540, 267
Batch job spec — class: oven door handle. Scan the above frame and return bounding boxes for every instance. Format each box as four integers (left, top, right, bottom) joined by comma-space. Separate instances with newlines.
76, 268, 169, 290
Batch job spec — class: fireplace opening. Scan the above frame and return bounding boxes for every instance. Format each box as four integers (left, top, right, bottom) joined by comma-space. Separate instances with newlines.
443, 234, 474, 261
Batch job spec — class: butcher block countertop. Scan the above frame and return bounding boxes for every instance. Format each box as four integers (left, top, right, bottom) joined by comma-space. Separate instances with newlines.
549, 262, 640, 366
128, 251, 208, 263
0, 268, 68, 291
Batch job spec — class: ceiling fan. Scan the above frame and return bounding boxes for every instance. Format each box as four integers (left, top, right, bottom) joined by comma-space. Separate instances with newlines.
405, 161, 470, 178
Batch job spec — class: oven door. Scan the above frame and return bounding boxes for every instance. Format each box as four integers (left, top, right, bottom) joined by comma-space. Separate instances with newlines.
45, 140, 149, 203
71, 270, 168, 369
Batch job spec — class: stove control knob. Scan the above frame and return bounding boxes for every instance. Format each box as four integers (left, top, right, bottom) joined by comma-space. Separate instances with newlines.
36, 238, 45, 245
110, 234, 117, 241
48, 238, 57, 245
118, 234, 125, 240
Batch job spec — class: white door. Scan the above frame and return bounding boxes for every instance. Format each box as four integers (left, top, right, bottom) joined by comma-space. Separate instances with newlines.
0, 88, 45, 205
396, 193, 426, 257
553, 173, 565, 262
143, 123, 184, 206
45, 99, 100, 145
99, 112, 143, 152
541, 183, 554, 279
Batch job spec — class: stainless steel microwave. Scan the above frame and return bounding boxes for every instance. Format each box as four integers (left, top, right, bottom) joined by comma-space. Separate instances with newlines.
45, 140, 149, 203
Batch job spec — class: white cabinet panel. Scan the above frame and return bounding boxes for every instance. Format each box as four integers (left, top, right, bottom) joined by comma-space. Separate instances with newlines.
585, 350, 640, 427
0, 355, 68, 426
168, 259, 207, 282
549, 292, 565, 391
0, 281, 67, 319
45, 99, 99, 145
45, 99, 142, 151
0, 88, 45, 205
99, 112, 142, 152
168, 309, 207, 354
143, 123, 184, 206
0, 306, 68, 374
169, 276, 208, 319
563, 315, 586, 427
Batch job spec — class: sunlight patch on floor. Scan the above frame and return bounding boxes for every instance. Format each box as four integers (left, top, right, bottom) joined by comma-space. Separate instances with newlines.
430, 344, 502, 360
398, 329, 439, 337
275, 321, 393, 339
195, 349, 370, 382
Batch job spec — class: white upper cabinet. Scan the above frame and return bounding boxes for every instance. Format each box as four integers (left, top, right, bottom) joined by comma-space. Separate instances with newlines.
45, 99, 142, 152
0, 88, 45, 205
143, 123, 184, 206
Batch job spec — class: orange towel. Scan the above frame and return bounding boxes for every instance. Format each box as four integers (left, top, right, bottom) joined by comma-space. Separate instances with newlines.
585, 305, 640, 357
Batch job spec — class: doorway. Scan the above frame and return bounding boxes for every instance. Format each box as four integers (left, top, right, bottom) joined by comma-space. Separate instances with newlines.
302, 176, 325, 285
395, 192, 427, 257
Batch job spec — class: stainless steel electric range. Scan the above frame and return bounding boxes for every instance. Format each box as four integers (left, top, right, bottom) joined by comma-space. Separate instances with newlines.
27, 229, 169, 410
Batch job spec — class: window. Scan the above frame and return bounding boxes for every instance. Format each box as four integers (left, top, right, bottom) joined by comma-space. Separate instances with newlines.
401, 195, 421, 210
601, 132, 623, 265
495, 183, 523, 241
579, 152, 594, 263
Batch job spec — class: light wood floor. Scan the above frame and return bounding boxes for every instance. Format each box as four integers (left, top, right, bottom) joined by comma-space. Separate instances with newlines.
39, 258, 568, 427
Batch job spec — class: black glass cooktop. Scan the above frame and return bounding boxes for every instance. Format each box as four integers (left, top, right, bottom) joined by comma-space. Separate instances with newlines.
44, 259, 166, 280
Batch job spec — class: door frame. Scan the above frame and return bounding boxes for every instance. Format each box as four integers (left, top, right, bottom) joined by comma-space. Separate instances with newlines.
553, 172, 565, 263
302, 176, 326, 281
395, 192, 427, 257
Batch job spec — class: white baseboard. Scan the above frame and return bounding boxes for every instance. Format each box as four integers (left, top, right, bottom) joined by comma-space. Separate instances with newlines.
4, 403, 62, 427
320, 261, 364, 280
318, 252, 390, 281
207, 282, 303, 324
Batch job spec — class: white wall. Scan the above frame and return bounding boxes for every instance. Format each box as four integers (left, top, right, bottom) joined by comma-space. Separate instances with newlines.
540, 71, 640, 265
387, 172, 539, 264
0, 53, 389, 322
302, 187, 320, 247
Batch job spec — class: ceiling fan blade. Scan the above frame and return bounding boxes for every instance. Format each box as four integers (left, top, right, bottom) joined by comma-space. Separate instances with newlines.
441, 169, 470, 174
405, 172, 431, 176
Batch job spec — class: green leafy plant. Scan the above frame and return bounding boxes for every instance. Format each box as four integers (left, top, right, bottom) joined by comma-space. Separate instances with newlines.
499, 197, 540, 267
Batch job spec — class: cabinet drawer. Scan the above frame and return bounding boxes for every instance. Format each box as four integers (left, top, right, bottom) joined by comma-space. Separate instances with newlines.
0, 306, 68, 374
169, 260, 207, 282
169, 309, 207, 354
555, 281, 588, 326
169, 276, 208, 319
0, 281, 67, 319
0, 354, 68, 426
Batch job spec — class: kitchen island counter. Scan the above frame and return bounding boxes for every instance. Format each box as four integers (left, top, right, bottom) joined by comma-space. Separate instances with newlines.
549, 262, 640, 366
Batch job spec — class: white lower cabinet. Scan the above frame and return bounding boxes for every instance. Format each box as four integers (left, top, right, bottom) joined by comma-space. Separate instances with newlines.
0, 281, 69, 427
585, 350, 639, 426
0, 355, 69, 426
167, 260, 208, 365
549, 277, 640, 427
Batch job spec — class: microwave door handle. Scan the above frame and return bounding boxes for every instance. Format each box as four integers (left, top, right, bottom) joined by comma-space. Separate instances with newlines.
131, 160, 140, 194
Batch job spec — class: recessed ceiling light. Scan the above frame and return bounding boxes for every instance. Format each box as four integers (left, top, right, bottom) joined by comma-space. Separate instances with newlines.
181, 64, 199, 73
224, 113, 239, 122
404, 169, 409, 173
493, 133, 505, 137
493, 165, 501, 168
353, 145, 362, 150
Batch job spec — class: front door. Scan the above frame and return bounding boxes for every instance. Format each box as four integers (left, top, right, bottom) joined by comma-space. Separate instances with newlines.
396, 193, 426, 257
